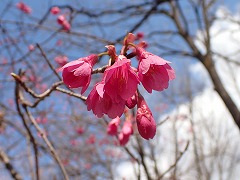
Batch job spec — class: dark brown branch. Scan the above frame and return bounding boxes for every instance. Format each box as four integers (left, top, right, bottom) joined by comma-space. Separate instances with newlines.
14, 72, 39, 180
0, 148, 23, 180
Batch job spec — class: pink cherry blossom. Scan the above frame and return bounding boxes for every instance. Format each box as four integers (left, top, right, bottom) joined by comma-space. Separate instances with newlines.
61, 54, 98, 94
107, 117, 120, 136
136, 95, 156, 140
118, 121, 133, 146
16, 2, 32, 14
86, 82, 125, 118
51, 6, 60, 15
136, 47, 175, 93
125, 91, 138, 109
103, 55, 139, 103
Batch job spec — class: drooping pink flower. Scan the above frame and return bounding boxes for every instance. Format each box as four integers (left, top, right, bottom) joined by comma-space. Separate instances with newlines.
136, 47, 175, 93
136, 95, 156, 140
51, 6, 60, 15
107, 117, 120, 136
86, 82, 125, 118
16, 2, 32, 14
61, 54, 98, 94
103, 55, 139, 103
125, 91, 138, 109
118, 121, 133, 146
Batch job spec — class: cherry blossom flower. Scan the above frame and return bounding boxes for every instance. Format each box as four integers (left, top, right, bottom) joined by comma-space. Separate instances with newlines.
136, 47, 175, 93
118, 121, 133, 146
16, 2, 32, 14
51, 6, 60, 15
107, 117, 120, 136
136, 95, 156, 140
86, 82, 125, 118
61, 54, 98, 94
103, 55, 139, 103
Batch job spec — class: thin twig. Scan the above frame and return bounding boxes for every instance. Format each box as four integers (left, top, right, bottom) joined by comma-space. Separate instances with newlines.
24, 107, 69, 180
56, 87, 87, 101
14, 72, 39, 180
36, 43, 62, 81
158, 141, 190, 179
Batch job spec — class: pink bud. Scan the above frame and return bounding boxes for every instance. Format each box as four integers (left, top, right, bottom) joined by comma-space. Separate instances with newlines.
136, 95, 156, 140
118, 121, 133, 146
28, 44, 35, 51
105, 45, 117, 61
76, 127, 84, 135
136, 32, 144, 39
107, 117, 120, 136
16, 2, 32, 14
125, 92, 138, 109
51, 6, 60, 15
57, 15, 65, 25
62, 20, 71, 31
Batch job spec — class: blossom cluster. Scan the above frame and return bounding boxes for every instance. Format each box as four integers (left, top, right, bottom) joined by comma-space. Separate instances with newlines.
61, 33, 175, 142
50, 6, 71, 31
